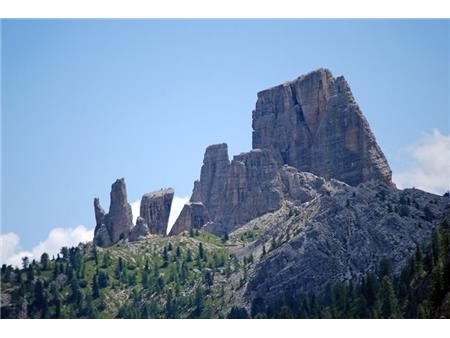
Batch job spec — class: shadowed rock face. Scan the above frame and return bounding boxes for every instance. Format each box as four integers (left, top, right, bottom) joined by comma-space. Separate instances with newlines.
107, 178, 133, 243
140, 188, 174, 236
169, 202, 210, 236
252, 68, 392, 186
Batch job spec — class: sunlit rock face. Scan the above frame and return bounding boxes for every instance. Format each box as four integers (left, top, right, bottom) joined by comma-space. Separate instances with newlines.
93, 178, 133, 246
252, 68, 392, 187
140, 188, 174, 236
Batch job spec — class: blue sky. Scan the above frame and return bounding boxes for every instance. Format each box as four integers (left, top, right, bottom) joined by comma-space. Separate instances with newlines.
1, 20, 449, 261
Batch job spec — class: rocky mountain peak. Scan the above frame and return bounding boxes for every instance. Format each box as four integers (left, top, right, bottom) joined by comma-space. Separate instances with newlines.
94, 69, 395, 243
252, 68, 392, 186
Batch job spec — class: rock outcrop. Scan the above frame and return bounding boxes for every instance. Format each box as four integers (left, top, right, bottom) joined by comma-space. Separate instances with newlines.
140, 188, 174, 236
190, 143, 230, 222
93, 178, 133, 246
169, 202, 210, 236
94, 198, 106, 229
188, 147, 286, 235
93, 198, 112, 246
252, 68, 392, 186
107, 178, 133, 243
219, 149, 283, 233
129, 216, 150, 242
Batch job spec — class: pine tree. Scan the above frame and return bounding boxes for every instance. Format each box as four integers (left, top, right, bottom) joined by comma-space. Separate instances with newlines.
363, 272, 377, 307
193, 287, 204, 318
142, 269, 149, 289
380, 276, 401, 318
186, 249, 193, 262
102, 254, 110, 268
414, 245, 424, 276
198, 243, 205, 260
162, 246, 169, 268
33, 279, 45, 310
222, 232, 229, 243
40, 253, 49, 270
98, 270, 109, 288
92, 274, 99, 298
431, 229, 441, 265
22, 256, 29, 269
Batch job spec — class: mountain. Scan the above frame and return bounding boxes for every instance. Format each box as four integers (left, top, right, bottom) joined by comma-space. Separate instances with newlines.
1, 69, 449, 319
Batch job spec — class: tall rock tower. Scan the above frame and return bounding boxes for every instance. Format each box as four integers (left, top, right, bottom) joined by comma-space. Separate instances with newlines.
252, 68, 392, 186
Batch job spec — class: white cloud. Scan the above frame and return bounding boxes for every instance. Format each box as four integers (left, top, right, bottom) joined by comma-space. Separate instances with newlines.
130, 199, 140, 224
1, 195, 189, 267
167, 196, 189, 235
0, 225, 94, 267
393, 129, 450, 195
0, 233, 32, 268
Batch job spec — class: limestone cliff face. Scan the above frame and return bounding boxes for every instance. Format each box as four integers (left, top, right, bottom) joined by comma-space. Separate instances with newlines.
252, 68, 392, 186
140, 188, 174, 236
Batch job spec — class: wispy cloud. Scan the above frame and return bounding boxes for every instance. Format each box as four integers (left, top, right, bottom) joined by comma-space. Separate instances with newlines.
393, 129, 450, 195
0, 225, 94, 267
